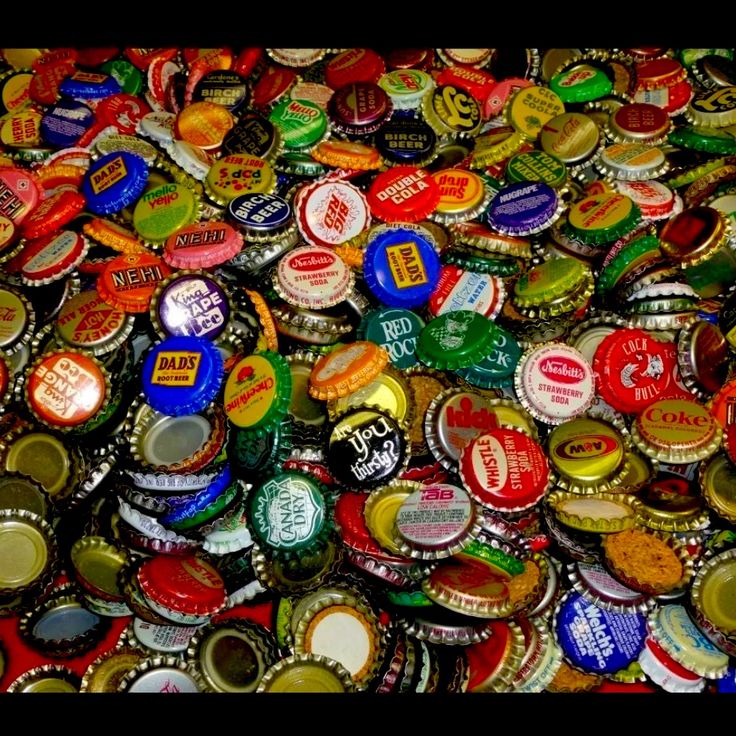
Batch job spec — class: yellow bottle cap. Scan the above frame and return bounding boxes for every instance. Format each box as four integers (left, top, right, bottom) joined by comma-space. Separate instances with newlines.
0, 509, 53, 593
175, 101, 234, 149
69, 536, 128, 601
204, 154, 276, 205
81, 648, 145, 692
508, 85, 565, 140
539, 112, 600, 164
700, 453, 736, 524
7, 665, 80, 693
690, 549, 736, 636
311, 139, 382, 170
4, 432, 71, 497
431, 169, 488, 223
548, 417, 626, 483
363, 482, 416, 555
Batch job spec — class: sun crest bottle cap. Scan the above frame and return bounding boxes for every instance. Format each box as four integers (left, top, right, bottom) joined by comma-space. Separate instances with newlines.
362, 228, 441, 309
81, 151, 149, 215
141, 335, 224, 416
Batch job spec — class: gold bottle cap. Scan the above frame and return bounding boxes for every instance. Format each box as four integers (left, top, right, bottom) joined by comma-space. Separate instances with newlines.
546, 491, 640, 533
546, 660, 602, 692
602, 528, 692, 596
465, 620, 526, 693
0, 471, 49, 519
7, 665, 81, 693
81, 647, 146, 692
617, 451, 657, 492
0, 509, 55, 596
700, 452, 736, 523
635, 478, 709, 532
327, 364, 413, 428
540, 112, 601, 164
294, 591, 385, 688
2, 432, 73, 497
631, 397, 722, 464
363, 481, 421, 556
659, 205, 728, 267
117, 654, 207, 693
285, 350, 327, 426
685, 87, 736, 128
507, 85, 566, 140
690, 548, 736, 636
257, 653, 356, 693
186, 619, 279, 693
69, 535, 128, 602
403, 366, 453, 455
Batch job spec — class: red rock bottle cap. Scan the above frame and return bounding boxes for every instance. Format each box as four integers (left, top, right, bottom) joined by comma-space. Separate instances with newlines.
459, 428, 549, 512
25, 350, 109, 429
137, 555, 226, 617
593, 329, 680, 414
273, 245, 353, 310
367, 166, 440, 223
96, 252, 172, 313
514, 343, 595, 425
163, 221, 243, 270
296, 179, 371, 248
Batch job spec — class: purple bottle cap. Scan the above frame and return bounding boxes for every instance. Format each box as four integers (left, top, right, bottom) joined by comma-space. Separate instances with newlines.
328, 82, 393, 136
487, 181, 559, 236
155, 274, 231, 341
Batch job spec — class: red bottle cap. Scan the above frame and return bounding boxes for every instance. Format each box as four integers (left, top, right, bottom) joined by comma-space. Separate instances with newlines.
75, 48, 119, 67
20, 189, 86, 241
29, 60, 76, 105
385, 49, 434, 71
17, 230, 88, 285
436, 66, 496, 108
0, 167, 42, 225
32, 48, 78, 72
366, 166, 440, 223
465, 620, 518, 691
459, 428, 549, 512
324, 48, 386, 89
252, 66, 297, 108
484, 77, 533, 118
233, 48, 263, 78
26, 350, 108, 428
636, 58, 686, 90
124, 48, 178, 70
96, 252, 172, 313
593, 328, 681, 414
95, 94, 152, 135
137, 555, 226, 616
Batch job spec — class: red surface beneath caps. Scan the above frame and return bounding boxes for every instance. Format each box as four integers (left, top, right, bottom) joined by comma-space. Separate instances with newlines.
0, 572, 273, 691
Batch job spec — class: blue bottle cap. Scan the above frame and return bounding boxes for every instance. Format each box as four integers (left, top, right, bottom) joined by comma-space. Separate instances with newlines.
81, 151, 149, 215
59, 70, 121, 101
40, 100, 95, 149
159, 465, 233, 528
554, 591, 647, 675
141, 335, 224, 417
356, 307, 426, 369
455, 324, 521, 388
374, 116, 437, 165
363, 228, 441, 309
228, 193, 291, 234
716, 666, 736, 693
487, 181, 559, 236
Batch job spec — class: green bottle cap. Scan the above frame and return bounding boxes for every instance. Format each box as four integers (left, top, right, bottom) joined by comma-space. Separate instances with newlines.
249, 472, 331, 558
100, 60, 143, 95
269, 99, 328, 151
549, 64, 613, 103
514, 257, 588, 306
505, 150, 568, 189
597, 235, 662, 295
385, 590, 434, 608
223, 351, 292, 432
415, 310, 496, 370
356, 307, 425, 369
669, 125, 736, 155
228, 418, 293, 479
455, 323, 522, 389
442, 248, 523, 277
564, 191, 642, 245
